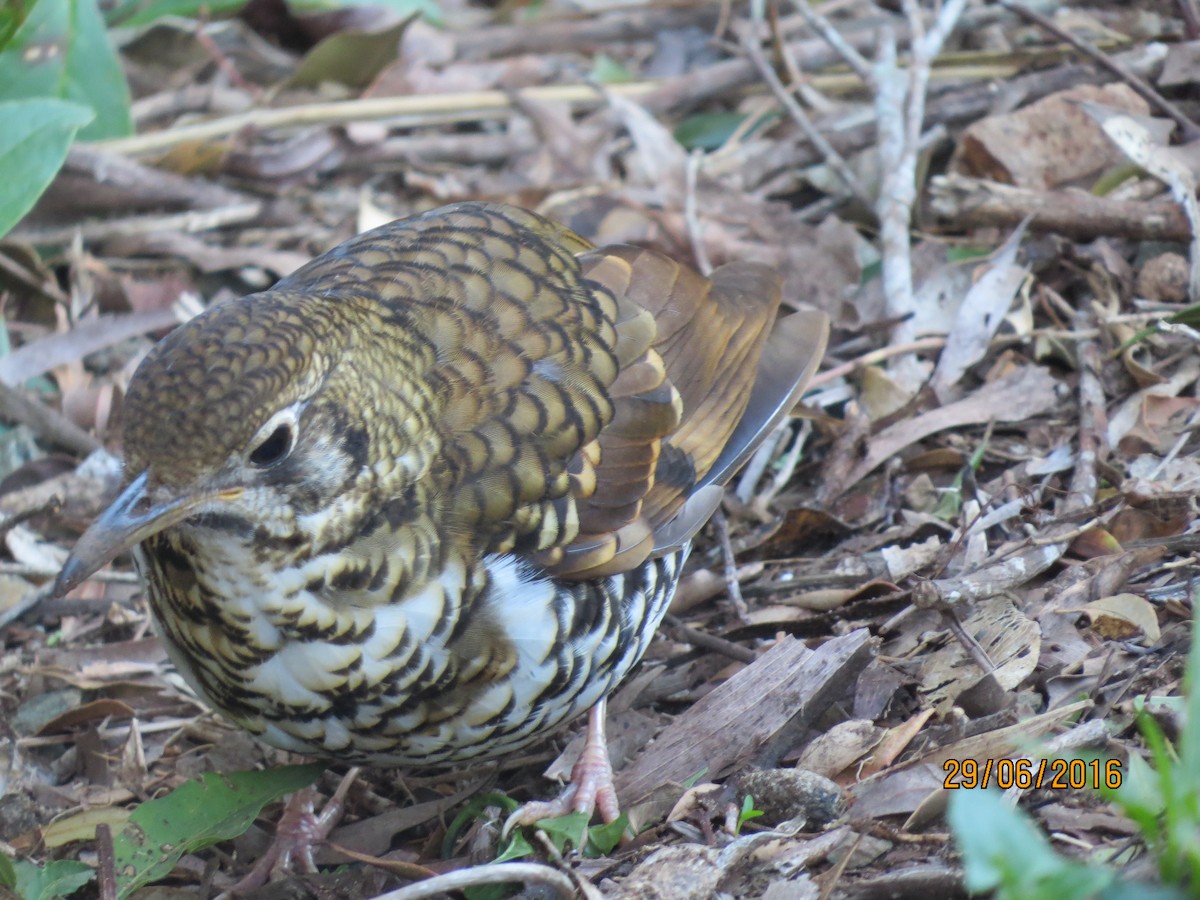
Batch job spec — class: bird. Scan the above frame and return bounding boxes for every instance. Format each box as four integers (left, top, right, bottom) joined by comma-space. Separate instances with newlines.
55, 201, 827, 870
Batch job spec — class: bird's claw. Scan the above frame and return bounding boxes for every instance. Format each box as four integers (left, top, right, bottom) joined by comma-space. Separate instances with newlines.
502, 701, 621, 839
222, 769, 359, 896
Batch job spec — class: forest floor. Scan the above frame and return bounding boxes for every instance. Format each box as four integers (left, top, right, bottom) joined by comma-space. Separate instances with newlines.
2, 0, 1200, 897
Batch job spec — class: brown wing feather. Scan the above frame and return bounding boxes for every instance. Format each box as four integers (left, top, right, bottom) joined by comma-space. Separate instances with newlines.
595, 251, 784, 527
320, 202, 825, 585
533, 251, 683, 578
541, 243, 826, 580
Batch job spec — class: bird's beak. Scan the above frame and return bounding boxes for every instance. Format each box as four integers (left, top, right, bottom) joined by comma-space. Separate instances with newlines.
54, 471, 242, 598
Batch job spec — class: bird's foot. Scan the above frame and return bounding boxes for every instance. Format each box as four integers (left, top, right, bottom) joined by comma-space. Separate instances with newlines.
503, 701, 621, 836
224, 768, 359, 896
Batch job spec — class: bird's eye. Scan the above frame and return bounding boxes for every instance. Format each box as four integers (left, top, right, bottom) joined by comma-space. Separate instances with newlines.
249, 424, 293, 467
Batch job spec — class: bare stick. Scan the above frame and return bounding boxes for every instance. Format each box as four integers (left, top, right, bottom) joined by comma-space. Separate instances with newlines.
684, 150, 713, 275
712, 509, 750, 622
370, 863, 576, 900
877, 0, 970, 356
14, 203, 263, 246
0, 381, 101, 455
810, 336, 947, 387
928, 174, 1193, 242
787, 0, 874, 82
738, 25, 871, 207
663, 614, 757, 664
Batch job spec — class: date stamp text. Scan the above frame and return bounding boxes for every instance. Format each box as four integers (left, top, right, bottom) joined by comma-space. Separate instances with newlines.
943, 758, 1122, 791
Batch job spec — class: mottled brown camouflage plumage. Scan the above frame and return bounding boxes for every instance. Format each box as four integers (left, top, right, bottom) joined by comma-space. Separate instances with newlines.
60, 202, 828, 771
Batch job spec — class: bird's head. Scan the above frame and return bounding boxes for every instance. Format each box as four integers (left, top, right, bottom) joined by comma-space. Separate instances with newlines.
54, 290, 410, 596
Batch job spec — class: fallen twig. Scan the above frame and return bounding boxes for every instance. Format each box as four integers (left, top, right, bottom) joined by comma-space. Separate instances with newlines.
368, 862, 576, 900
928, 173, 1193, 242
0, 381, 101, 456
738, 24, 871, 207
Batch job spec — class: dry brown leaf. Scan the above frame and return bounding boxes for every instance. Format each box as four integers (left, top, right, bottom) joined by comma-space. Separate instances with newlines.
929, 224, 1029, 400
848, 701, 1092, 822
1107, 354, 1200, 451
795, 719, 885, 780
1067, 527, 1123, 559
1072, 593, 1161, 644
859, 365, 912, 421
854, 708, 936, 780
1118, 395, 1200, 457
40, 806, 132, 849
846, 365, 1059, 488
35, 698, 137, 736
951, 84, 1159, 188
0, 310, 181, 387
880, 535, 943, 581
917, 597, 1040, 713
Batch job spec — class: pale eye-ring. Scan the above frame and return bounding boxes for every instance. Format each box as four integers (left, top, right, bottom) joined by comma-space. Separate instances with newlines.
247, 410, 299, 468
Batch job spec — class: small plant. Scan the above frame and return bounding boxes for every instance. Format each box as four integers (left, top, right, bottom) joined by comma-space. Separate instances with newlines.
0, 0, 134, 238
0, 764, 323, 900
441, 800, 631, 900
493, 810, 629, 862
442, 793, 624, 863
736, 795, 765, 834
950, 609, 1200, 899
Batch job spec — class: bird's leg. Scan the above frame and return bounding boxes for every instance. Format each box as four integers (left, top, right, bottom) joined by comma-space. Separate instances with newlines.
565, 700, 621, 822
504, 698, 621, 834
227, 767, 359, 894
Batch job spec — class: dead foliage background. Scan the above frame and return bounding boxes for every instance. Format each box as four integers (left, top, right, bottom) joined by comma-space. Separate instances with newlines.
1, 0, 1199, 897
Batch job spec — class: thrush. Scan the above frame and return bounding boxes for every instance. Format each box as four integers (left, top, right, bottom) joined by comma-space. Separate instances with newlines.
56, 201, 827, 855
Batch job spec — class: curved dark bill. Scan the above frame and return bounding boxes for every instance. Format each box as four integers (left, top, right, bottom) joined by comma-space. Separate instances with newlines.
53, 471, 225, 598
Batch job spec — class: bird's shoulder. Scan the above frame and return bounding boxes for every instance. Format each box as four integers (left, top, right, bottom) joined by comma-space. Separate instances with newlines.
288, 203, 823, 583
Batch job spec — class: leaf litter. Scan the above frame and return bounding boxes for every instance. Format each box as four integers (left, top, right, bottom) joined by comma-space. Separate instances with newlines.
1, 0, 1200, 897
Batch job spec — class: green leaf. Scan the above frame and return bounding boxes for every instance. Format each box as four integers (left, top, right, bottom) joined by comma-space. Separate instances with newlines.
1167, 303, 1200, 329
442, 792, 518, 859
111, 764, 323, 898
12, 859, 94, 900
1110, 750, 1165, 836
585, 814, 628, 856
860, 259, 882, 287
1098, 885, 1189, 900
1179, 603, 1200, 804
0, 853, 15, 889
534, 811, 588, 855
463, 881, 515, 900
0, 0, 131, 139
949, 790, 1113, 899
0, 2, 28, 49
736, 795, 764, 832
0, 97, 93, 238
1161, 606, 1200, 885
286, 17, 410, 91
674, 112, 745, 151
673, 110, 779, 151
945, 244, 995, 264
492, 829, 534, 864
590, 52, 634, 84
